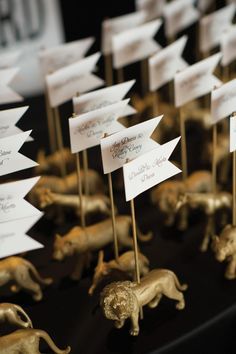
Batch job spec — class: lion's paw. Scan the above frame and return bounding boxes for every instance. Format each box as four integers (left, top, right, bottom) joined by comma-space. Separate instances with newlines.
130, 328, 139, 336
176, 301, 185, 310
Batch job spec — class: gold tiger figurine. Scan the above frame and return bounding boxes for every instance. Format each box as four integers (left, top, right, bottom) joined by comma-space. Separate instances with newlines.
0, 303, 33, 328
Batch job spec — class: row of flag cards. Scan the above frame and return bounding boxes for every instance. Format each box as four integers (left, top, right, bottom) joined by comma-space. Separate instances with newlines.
0, 53, 44, 258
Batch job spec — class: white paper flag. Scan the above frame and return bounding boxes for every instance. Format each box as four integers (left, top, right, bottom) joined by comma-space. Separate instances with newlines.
69, 99, 129, 153
0, 214, 43, 259
0, 51, 22, 69
46, 52, 104, 107
163, 0, 200, 39
149, 35, 188, 91
199, 4, 236, 54
102, 11, 146, 55
0, 130, 38, 176
112, 19, 162, 69
221, 25, 236, 67
230, 115, 236, 152
39, 37, 95, 75
0, 106, 32, 141
123, 137, 181, 201
174, 53, 222, 107
135, 0, 166, 21
73, 80, 136, 117
0, 67, 23, 105
101, 116, 162, 174
211, 79, 236, 124
0, 177, 41, 223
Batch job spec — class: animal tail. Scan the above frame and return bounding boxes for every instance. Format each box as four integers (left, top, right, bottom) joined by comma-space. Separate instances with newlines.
172, 272, 188, 291
14, 304, 33, 328
36, 330, 71, 354
136, 225, 153, 242
25, 260, 53, 285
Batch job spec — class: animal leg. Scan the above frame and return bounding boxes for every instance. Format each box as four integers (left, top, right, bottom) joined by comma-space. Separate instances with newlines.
114, 319, 125, 329
225, 259, 236, 280
11, 284, 20, 293
163, 287, 185, 310
119, 236, 134, 250
17, 276, 42, 301
130, 308, 140, 336
177, 206, 188, 231
8, 313, 29, 328
148, 294, 162, 308
71, 254, 86, 281
200, 216, 213, 252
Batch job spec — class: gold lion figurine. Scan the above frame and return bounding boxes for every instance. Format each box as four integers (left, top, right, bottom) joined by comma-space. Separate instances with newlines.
0, 303, 33, 328
0, 257, 52, 301
100, 269, 187, 336
0, 329, 71, 354
88, 250, 150, 295
212, 224, 236, 279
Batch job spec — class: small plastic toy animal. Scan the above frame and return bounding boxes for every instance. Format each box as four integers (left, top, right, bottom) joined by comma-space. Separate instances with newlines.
53, 215, 152, 280
0, 257, 52, 301
88, 250, 150, 295
39, 189, 112, 216
0, 303, 33, 328
0, 329, 71, 354
212, 224, 236, 279
100, 269, 187, 336
151, 170, 212, 230
176, 192, 232, 252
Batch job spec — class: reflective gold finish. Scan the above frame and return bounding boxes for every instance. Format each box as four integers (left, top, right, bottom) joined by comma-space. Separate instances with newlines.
0, 303, 32, 328
88, 250, 150, 295
151, 170, 212, 230
176, 192, 232, 252
53, 216, 152, 281
213, 225, 236, 279
0, 257, 52, 301
100, 269, 187, 336
0, 329, 71, 354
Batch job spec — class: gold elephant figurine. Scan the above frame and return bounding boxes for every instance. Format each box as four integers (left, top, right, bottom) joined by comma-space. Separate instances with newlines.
100, 269, 187, 336
0, 257, 52, 301
0, 329, 71, 354
212, 224, 236, 279
53, 215, 152, 281
0, 303, 33, 329
176, 192, 232, 252
88, 250, 150, 295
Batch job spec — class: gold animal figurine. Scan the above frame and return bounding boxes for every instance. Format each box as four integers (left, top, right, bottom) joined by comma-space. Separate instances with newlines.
100, 269, 187, 336
35, 148, 75, 175
39, 189, 112, 216
0, 257, 52, 301
0, 303, 33, 328
151, 170, 212, 230
0, 329, 71, 354
176, 192, 232, 252
88, 250, 150, 295
53, 215, 152, 281
212, 225, 236, 279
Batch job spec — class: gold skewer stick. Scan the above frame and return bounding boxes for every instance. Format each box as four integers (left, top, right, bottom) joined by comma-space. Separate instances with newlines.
212, 123, 217, 195
105, 54, 113, 86
152, 91, 159, 116
75, 93, 90, 196
104, 133, 119, 260
45, 89, 57, 153
117, 67, 124, 84
72, 113, 86, 229
53, 106, 67, 178
130, 197, 143, 319
179, 106, 188, 180
108, 172, 119, 260
232, 113, 236, 226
